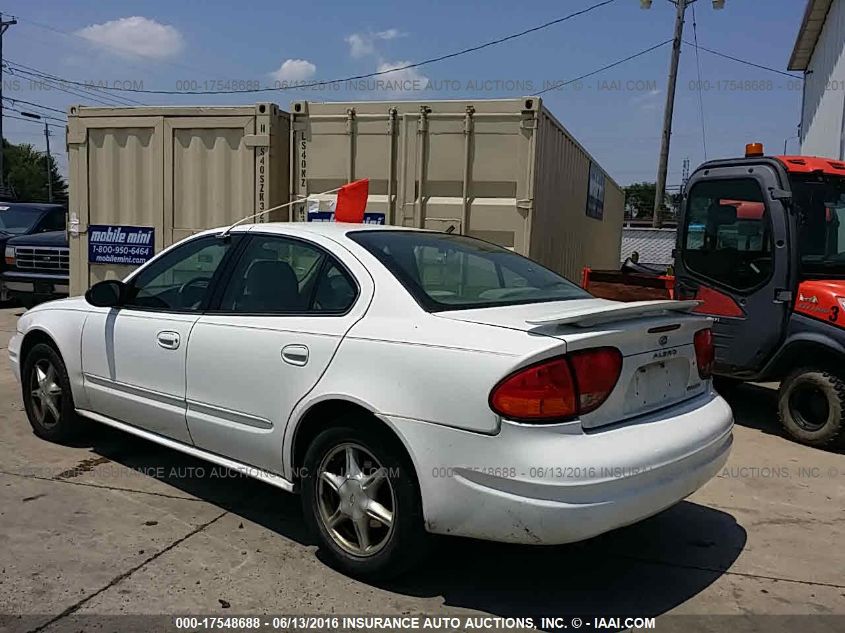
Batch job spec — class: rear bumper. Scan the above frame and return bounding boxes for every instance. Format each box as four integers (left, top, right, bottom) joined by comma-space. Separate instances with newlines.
388, 392, 733, 544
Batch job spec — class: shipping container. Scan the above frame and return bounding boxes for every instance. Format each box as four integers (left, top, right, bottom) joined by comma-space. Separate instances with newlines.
67, 103, 289, 295
67, 98, 622, 294
290, 98, 624, 282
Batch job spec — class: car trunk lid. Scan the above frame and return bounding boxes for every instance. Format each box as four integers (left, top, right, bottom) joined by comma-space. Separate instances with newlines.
437, 298, 711, 428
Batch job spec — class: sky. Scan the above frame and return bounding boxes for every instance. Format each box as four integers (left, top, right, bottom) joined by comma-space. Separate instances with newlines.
0, 0, 809, 187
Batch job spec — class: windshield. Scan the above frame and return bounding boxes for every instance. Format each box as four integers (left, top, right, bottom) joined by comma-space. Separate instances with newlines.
791, 174, 845, 274
349, 230, 590, 311
0, 205, 41, 235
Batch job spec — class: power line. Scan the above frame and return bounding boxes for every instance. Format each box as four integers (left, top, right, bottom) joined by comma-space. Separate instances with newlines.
5, 64, 135, 106
690, 3, 708, 160
533, 39, 672, 96
1, 96, 66, 115
3, 99, 67, 122
682, 40, 801, 79
3, 112, 64, 127
6, 59, 143, 105
4, 103, 67, 123
6, 64, 125, 106
6, 60, 143, 105
0, 0, 621, 95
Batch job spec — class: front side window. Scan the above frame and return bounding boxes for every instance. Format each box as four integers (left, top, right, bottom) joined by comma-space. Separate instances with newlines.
218, 234, 357, 314
683, 178, 772, 291
125, 236, 230, 311
41, 209, 67, 232
349, 230, 589, 311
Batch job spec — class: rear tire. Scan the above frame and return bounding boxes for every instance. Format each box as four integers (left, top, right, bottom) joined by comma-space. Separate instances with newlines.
778, 368, 845, 447
300, 423, 428, 579
21, 343, 83, 443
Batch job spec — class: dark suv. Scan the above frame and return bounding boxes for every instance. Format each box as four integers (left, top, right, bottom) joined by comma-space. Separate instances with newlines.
0, 203, 67, 306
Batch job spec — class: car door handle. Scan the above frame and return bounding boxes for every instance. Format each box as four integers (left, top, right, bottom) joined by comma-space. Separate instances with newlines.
156, 331, 181, 350
281, 344, 309, 366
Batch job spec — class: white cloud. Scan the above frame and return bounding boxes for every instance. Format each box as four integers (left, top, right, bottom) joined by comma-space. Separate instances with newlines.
270, 59, 317, 82
346, 34, 374, 59
75, 16, 184, 59
376, 60, 428, 92
346, 28, 406, 58
632, 88, 663, 111
375, 28, 403, 40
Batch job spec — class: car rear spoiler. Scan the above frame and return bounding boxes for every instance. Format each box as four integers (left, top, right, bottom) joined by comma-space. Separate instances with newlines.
525, 300, 702, 328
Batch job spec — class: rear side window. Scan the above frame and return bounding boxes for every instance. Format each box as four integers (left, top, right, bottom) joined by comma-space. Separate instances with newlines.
217, 234, 357, 314
683, 178, 772, 291
349, 230, 589, 311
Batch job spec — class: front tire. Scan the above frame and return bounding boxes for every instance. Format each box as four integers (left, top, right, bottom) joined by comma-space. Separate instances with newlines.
301, 423, 428, 579
778, 368, 845, 447
21, 342, 82, 443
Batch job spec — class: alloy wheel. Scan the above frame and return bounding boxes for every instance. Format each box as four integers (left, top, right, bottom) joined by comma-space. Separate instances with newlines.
30, 359, 62, 429
316, 442, 396, 557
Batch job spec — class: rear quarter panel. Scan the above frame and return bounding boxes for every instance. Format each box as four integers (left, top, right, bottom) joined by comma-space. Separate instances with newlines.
297, 313, 564, 434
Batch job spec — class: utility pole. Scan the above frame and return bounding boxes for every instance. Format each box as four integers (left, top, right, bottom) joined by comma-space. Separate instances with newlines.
652, 0, 686, 228
43, 121, 52, 202
0, 12, 18, 191
20, 111, 53, 201
642, 0, 724, 228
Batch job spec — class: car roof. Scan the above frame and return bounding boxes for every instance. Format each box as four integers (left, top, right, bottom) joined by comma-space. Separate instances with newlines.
249, 222, 426, 237
187, 221, 435, 244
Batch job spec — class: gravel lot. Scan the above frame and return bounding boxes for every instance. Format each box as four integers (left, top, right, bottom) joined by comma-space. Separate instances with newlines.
0, 305, 843, 632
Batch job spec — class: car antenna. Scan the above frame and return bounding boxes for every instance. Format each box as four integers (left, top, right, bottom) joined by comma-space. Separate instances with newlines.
219, 185, 344, 238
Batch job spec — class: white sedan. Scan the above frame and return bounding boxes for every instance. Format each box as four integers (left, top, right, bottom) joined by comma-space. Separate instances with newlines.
8, 223, 732, 578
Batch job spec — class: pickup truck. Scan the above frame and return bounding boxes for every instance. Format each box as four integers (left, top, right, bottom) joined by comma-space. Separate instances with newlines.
0, 203, 68, 306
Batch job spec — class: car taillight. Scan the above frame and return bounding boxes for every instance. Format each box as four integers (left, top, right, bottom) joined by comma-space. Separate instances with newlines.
489, 347, 622, 422
694, 328, 714, 379
4, 246, 14, 266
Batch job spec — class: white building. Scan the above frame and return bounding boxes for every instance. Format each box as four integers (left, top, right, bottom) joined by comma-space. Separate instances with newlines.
790, 0, 845, 158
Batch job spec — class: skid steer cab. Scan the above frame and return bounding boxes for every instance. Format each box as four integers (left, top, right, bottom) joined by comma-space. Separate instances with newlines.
675, 143, 845, 447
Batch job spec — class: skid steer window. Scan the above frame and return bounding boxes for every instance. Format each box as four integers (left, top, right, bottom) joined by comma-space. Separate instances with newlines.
683, 178, 772, 291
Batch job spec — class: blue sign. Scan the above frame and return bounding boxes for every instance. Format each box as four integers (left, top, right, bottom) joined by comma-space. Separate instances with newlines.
308, 212, 386, 225
586, 162, 606, 220
88, 225, 155, 265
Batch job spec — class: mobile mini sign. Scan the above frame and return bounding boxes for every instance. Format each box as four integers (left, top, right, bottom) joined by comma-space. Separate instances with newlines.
88, 225, 155, 265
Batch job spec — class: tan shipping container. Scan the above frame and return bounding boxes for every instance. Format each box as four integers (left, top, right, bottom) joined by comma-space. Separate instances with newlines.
290, 97, 624, 282
67, 98, 621, 294
67, 103, 289, 295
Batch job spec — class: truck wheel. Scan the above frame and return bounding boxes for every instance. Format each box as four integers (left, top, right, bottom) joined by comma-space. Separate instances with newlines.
21, 343, 83, 443
778, 369, 845, 447
301, 424, 428, 579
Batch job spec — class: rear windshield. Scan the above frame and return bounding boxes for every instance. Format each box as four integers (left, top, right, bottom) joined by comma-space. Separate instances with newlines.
349, 230, 590, 311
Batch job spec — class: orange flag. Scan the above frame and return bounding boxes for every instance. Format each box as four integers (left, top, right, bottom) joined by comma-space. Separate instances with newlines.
334, 178, 369, 223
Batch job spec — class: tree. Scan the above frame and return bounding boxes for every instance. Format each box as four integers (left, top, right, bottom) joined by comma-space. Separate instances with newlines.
624, 181, 675, 222
624, 182, 656, 219
2, 139, 67, 203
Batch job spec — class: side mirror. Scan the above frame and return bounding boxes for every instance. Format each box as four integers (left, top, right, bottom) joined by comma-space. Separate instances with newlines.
85, 280, 127, 308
